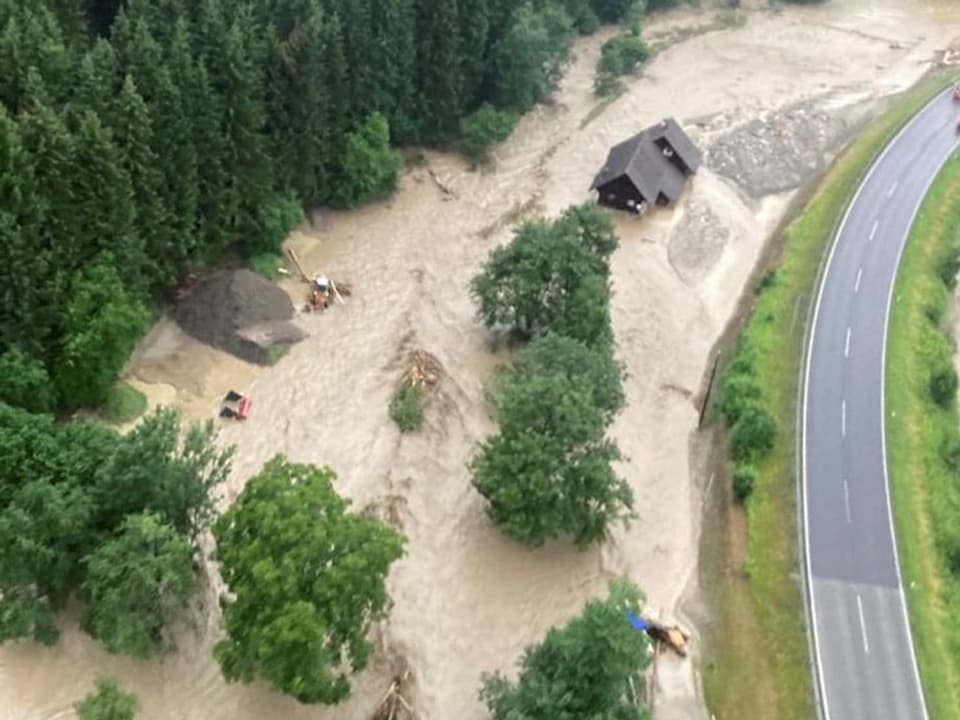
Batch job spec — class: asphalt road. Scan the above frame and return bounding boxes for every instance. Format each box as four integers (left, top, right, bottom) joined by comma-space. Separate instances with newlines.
803, 87, 960, 720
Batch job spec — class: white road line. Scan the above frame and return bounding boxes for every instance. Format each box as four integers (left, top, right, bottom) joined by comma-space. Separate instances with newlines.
844, 327, 851, 358
843, 479, 852, 523
841, 400, 847, 438
854, 267, 863, 293
856, 594, 870, 654
870, 220, 879, 240
888, 180, 899, 198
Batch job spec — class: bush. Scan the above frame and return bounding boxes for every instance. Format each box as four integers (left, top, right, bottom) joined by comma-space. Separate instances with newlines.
718, 371, 763, 426
102, 383, 148, 425
595, 33, 650, 97
733, 464, 756, 503
255, 192, 303, 256
930, 363, 958, 408
333, 113, 401, 208
389, 382, 424, 432
459, 104, 519, 160
0, 347, 54, 413
598, 34, 650, 77
248, 252, 284, 280
75, 678, 138, 720
937, 244, 960, 288
730, 404, 776, 461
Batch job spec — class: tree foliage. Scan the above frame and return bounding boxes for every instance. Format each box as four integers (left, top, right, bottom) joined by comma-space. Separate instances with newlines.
213, 456, 406, 704
471, 203, 617, 342
0, 402, 229, 651
76, 679, 139, 720
332, 112, 401, 208
472, 334, 632, 547
0, 347, 55, 413
481, 579, 652, 720
82, 512, 196, 658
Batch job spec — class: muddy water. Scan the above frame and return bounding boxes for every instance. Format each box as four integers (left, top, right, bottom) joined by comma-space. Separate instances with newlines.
4, 1, 960, 719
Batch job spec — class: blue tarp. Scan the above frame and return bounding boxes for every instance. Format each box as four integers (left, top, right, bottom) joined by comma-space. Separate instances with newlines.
625, 610, 647, 632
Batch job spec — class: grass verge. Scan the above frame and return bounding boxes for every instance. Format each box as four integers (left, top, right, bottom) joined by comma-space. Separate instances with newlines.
886, 151, 960, 719
703, 72, 957, 720
249, 252, 284, 280
102, 382, 148, 425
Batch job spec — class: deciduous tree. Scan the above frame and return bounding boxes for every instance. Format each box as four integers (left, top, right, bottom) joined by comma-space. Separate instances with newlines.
481, 579, 652, 720
213, 456, 406, 704
82, 512, 195, 658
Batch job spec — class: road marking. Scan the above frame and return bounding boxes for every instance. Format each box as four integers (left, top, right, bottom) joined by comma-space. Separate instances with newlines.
841, 400, 846, 438
856, 594, 870, 654
870, 220, 879, 240
843, 479, 852, 523
888, 180, 899, 198
854, 267, 863, 293
844, 327, 851, 358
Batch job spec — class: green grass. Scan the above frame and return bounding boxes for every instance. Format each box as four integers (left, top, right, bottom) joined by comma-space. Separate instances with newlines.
249, 252, 284, 280
703, 72, 957, 720
265, 345, 289, 365
886, 151, 960, 720
102, 382, 148, 425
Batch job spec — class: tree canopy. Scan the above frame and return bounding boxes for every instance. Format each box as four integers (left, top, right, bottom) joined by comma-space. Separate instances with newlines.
213, 456, 406, 704
481, 579, 652, 720
471, 334, 633, 547
76, 678, 139, 720
0, 403, 228, 650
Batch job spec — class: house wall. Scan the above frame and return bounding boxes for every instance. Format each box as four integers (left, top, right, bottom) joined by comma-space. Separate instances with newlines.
596, 176, 644, 212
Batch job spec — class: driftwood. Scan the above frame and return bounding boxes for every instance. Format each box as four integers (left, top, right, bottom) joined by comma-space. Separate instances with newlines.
286, 247, 310, 282
373, 667, 415, 720
405, 350, 442, 388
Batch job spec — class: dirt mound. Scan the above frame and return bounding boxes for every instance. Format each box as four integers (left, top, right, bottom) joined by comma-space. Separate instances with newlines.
175, 269, 304, 364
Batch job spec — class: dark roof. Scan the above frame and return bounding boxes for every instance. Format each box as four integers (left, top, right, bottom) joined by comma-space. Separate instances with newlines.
589, 117, 701, 200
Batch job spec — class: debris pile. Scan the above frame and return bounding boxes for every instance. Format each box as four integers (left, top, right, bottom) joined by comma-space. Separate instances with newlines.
175, 269, 304, 365
373, 664, 416, 720
404, 349, 443, 388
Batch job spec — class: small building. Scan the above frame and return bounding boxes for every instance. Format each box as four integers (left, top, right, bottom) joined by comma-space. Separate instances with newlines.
590, 118, 701, 213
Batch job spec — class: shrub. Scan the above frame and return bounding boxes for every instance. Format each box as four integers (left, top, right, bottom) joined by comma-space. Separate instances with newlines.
248, 252, 284, 280
598, 34, 650, 77
733, 464, 756, 503
75, 678, 138, 720
0, 347, 54, 413
333, 113, 401, 208
756, 268, 778, 293
937, 244, 960, 288
389, 382, 424, 432
459, 104, 519, 160
102, 383, 148, 425
256, 192, 303, 256
719, 371, 763, 425
730, 404, 776, 461
930, 363, 958, 408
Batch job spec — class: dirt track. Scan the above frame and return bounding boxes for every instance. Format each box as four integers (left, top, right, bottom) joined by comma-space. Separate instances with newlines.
2, 1, 959, 719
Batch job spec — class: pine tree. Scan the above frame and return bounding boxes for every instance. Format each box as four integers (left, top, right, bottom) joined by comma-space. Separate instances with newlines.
414, 0, 464, 140
458, 0, 491, 108
110, 75, 174, 286
65, 110, 144, 286
69, 40, 119, 122
0, 4, 71, 111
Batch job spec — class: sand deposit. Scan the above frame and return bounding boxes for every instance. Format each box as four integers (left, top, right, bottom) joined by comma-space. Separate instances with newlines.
3, 1, 960, 719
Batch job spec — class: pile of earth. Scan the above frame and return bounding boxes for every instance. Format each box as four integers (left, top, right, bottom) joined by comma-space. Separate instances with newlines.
175, 269, 304, 364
